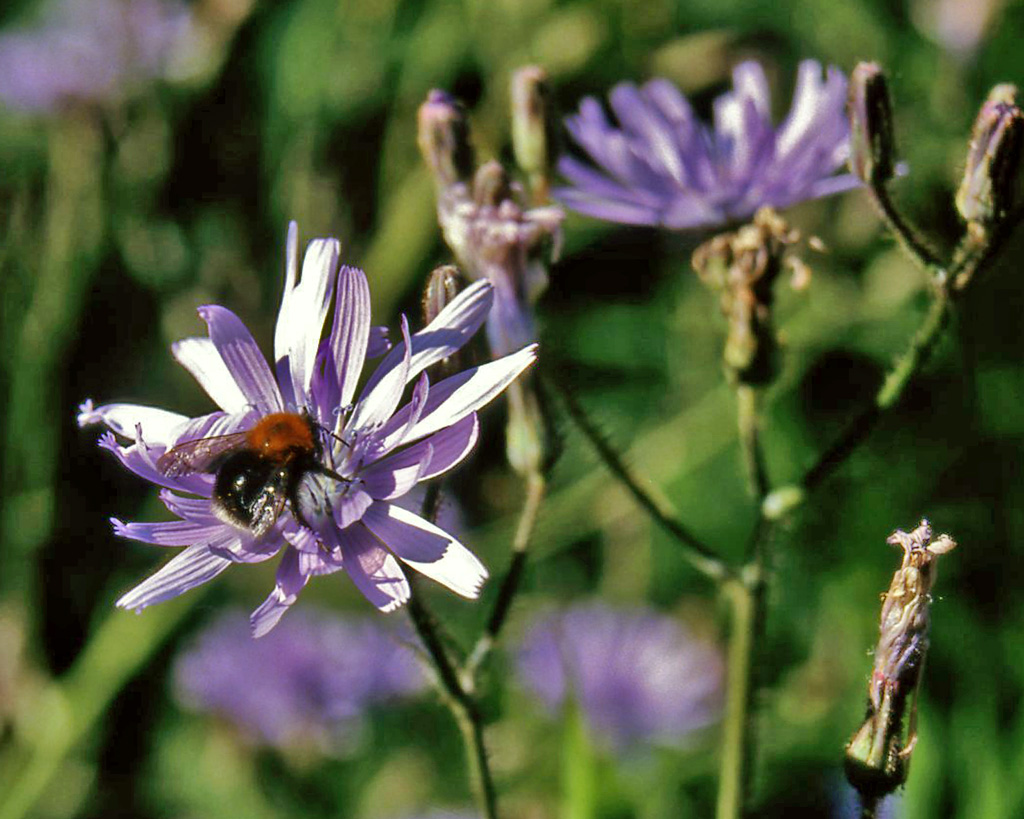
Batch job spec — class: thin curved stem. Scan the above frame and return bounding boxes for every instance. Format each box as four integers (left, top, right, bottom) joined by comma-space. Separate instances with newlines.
869, 183, 945, 274
802, 287, 951, 492
412, 487, 499, 819
464, 471, 546, 687
546, 372, 734, 584
406, 588, 498, 819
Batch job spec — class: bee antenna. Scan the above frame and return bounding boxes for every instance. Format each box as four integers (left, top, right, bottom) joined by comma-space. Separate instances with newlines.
318, 423, 353, 450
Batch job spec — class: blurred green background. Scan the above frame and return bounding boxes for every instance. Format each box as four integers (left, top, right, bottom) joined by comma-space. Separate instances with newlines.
1, 0, 1023, 816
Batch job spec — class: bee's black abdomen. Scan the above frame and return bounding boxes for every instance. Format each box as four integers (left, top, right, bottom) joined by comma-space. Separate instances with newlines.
212, 450, 290, 537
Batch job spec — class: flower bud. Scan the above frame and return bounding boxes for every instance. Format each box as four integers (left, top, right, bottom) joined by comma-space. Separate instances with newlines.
847, 62, 896, 185
955, 84, 1024, 225
417, 89, 475, 190
845, 521, 956, 801
422, 265, 468, 380
472, 160, 514, 208
511, 66, 556, 187
422, 264, 465, 325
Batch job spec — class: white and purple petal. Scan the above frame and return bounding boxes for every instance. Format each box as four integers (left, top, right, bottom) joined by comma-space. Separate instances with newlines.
198, 305, 283, 414
116, 543, 232, 612
336, 523, 411, 612
361, 502, 487, 598
171, 337, 250, 414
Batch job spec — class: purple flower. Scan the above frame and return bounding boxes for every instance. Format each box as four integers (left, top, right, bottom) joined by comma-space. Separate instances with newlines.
516, 602, 723, 751
174, 608, 425, 755
555, 60, 859, 230
0, 0, 191, 113
79, 222, 537, 636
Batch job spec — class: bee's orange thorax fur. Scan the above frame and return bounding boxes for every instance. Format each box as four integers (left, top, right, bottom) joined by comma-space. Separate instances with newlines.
246, 413, 315, 461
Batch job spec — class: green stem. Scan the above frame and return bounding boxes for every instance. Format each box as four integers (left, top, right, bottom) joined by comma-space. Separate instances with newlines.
869, 183, 944, 274
546, 372, 734, 584
715, 573, 764, 819
406, 589, 498, 819
464, 471, 546, 686
736, 385, 768, 501
802, 287, 951, 492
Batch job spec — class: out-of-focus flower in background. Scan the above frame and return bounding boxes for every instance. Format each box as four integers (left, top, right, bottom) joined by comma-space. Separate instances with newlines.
174, 608, 425, 756
515, 602, 724, 752
78, 223, 537, 635
912, 0, 1005, 60
0, 0, 193, 112
555, 60, 859, 230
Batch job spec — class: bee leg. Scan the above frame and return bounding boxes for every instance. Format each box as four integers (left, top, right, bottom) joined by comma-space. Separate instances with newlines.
315, 464, 351, 484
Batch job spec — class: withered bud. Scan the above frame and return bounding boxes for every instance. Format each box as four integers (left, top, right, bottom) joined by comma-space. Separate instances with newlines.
511, 66, 557, 185
848, 62, 896, 186
422, 264, 465, 325
418, 89, 476, 189
421, 264, 467, 380
691, 208, 805, 385
955, 83, 1024, 225
845, 520, 957, 801
472, 160, 514, 208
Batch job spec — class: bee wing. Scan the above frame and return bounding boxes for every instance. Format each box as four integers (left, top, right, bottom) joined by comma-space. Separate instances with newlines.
157, 431, 250, 477
247, 466, 290, 538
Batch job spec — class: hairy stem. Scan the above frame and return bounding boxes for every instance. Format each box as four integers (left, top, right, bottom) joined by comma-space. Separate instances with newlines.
547, 373, 734, 584
869, 183, 944, 274
465, 471, 546, 686
406, 589, 498, 819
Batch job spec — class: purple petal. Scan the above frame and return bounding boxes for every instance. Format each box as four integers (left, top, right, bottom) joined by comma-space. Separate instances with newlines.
171, 337, 250, 413
273, 221, 301, 405
331, 266, 373, 409
77, 400, 187, 447
113, 516, 225, 547
336, 523, 410, 611
198, 305, 283, 414
349, 316, 412, 432
366, 326, 391, 359
361, 502, 487, 598
250, 548, 309, 638
367, 413, 478, 487
278, 237, 339, 407
379, 344, 537, 449
116, 544, 231, 611
333, 486, 374, 529
360, 443, 432, 501
99, 432, 213, 496
357, 280, 493, 403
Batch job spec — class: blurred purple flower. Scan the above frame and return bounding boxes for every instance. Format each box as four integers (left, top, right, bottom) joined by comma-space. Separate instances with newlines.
516, 602, 723, 751
79, 223, 536, 636
174, 608, 425, 755
0, 0, 191, 112
555, 60, 859, 230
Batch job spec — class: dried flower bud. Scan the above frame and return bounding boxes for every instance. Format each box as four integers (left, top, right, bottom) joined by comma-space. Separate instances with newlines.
511, 66, 557, 196
472, 160, 514, 208
691, 208, 806, 385
848, 62, 896, 185
422, 264, 465, 325
955, 84, 1024, 225
422, 265, 468, 380
845, 520, 957, 801
417, 89, 475, 190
